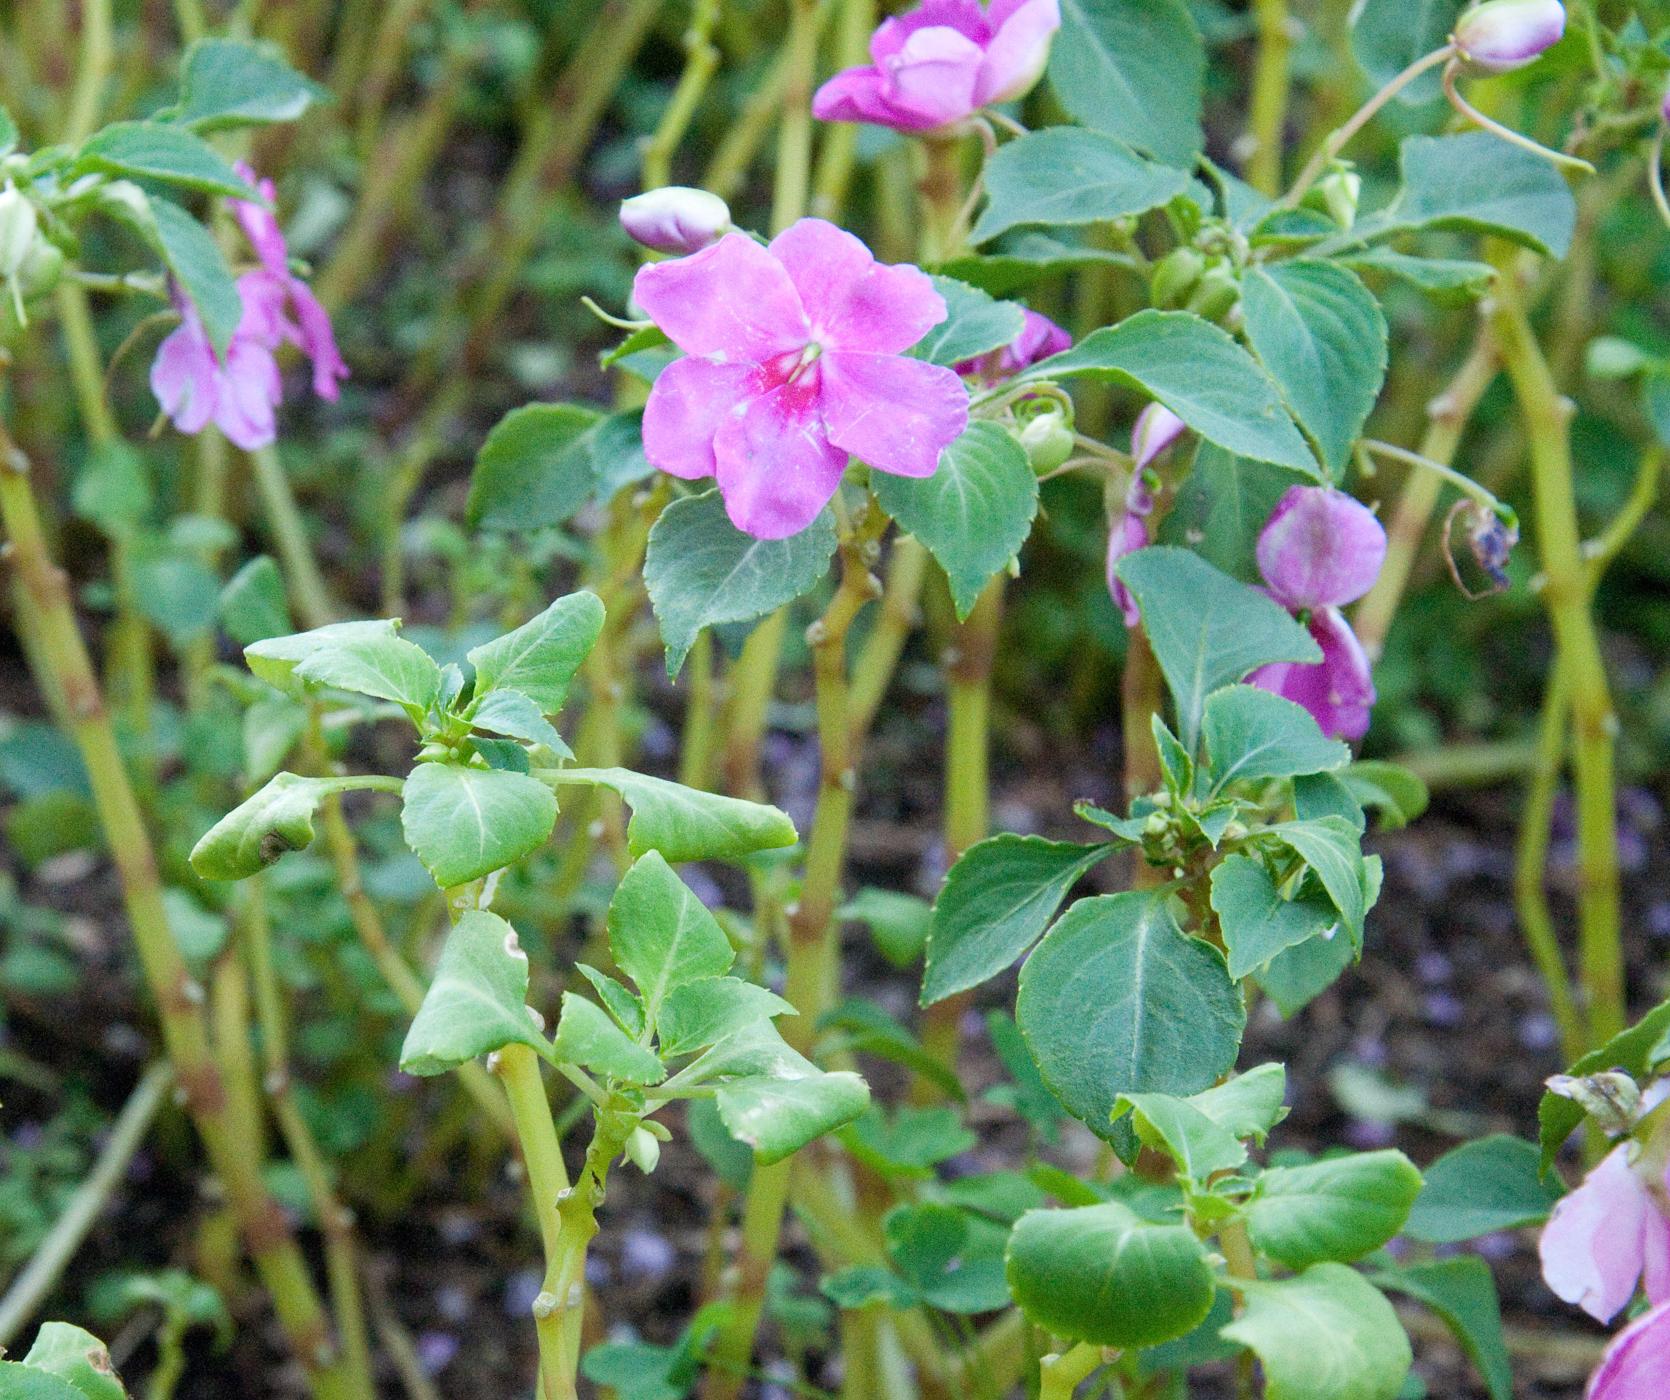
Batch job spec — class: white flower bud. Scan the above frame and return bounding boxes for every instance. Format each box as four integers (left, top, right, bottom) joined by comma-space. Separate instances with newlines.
619, 186, 732, 255
0, 185, 39, 280
1453, 0, 1566, 75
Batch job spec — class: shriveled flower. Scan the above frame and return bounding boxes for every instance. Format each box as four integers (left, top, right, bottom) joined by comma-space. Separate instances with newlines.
956, 308, 1070, 382
634, 219, 969, 539
1131, 402, 1186, 474
620, 186, 732, 255
1246, 486, 1386, 741
1105, 509, 1148, 628
1452, 0, 1565, 75
1587, 1299, 1670, 1399
1540, 1143, 1670, 1324
1105, 403, 1185, 627
150, 289, 282, 451
813, 0, 1061, 134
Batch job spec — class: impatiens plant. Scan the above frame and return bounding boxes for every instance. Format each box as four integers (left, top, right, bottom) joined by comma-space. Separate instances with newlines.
4, 1, 1670, 1398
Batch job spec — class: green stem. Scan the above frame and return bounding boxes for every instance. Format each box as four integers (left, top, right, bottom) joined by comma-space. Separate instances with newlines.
772, 0, 821, 237
846, 534, 928, 743
640, 0, 721, 191
249, 444, 337, 629
1244, 0, 1291, 195
63, 0, 113, 145
1489, 248, 1623, 1046
1039, 1342, 1104, 1400
810, 0, 875, 217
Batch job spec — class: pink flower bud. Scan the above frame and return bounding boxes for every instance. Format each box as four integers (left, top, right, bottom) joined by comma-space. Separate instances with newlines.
619, 186, 732, 255
1588, 1299, 1670, 1399
1452, 0, 1565, 75
1131, 403, 1186, 473
1105, 511, 1148, 628
1255, 485, 1387, 612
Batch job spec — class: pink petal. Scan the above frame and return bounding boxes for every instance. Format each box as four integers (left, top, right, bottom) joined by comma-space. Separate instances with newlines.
1256, 485, 1388, 611
871, 0, 989, 61
819, 351, 969, 480
287, 278, 349, 401
231, 163, 289, 276
1541, 1146, 1654, 1325
1246, 606, 1375, 741
770, 220, 947, 355
712, 379, 849, 540
214, 337, 281, 450
236, 269, 297, 349
1106, 511, 1148, 628
642, 356, 765, 481
151, 321, 220, 436
976, 0, 1060, 104
1132, 402, 1187, 472
812, 67, 919, 128
632, 233, 807, 362
1588, 1299, 1670, 1400
881, 25, 985, 129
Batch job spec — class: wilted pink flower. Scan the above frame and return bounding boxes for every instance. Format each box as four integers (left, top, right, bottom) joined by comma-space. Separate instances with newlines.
1540, 1144, 1670, 1324
230, 163, 347, 402
1246, 486, 1386, 741
956, 308, 1070, 382
634, 219, 969, 539
620, 186, 732, 255
1132, 403, 1187, 474
1452, 0, 1565, 75
150, 288, 282, 451
1105, 509, 1147, 628
812, 0, 1061, 134
1587, 1298, 1670, 1399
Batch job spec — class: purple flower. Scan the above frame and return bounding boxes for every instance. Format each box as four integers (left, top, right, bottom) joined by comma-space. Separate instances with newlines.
1245, 486, 1386, 741
1453, 0, 1566, 75
1131, 403, 1186, 474
620, 186, 732, 255
1105, 508, 1148, 628
955, 308, 1070, 382
150, 291, 282, 451
635, 219, 969, 539
1587, 1299, 1670, 1399
812, 0, 1061, 134
1540, 1144, 1670, 1324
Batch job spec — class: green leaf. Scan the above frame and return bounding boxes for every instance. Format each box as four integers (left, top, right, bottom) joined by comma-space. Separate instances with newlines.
921, 834, 1113, 1005
939, 232, 1132, 297
1223, 1265, 1412, 1400
167, 38, 330, 130
149, 197, 244, 360
1202, 684, 1350, 794
1350, 0, 1464, 106
400, 763, 558, 887
657, 977, 794, 1059
608, 851, 735, 1026
467, 591, 604, 715
1342, 248, 1496, 304
1022, 311, 1319, 476
1248, 1150, 1423, 1268
551, 767, 796, 864
551, 992, 666, 1084
20, 1322, 126, 1400
469, 689, 569, 756
190, 771, 345, 880
841, 1104, 976, 1179
1158, 444, 1310, 582
1187, 1063, 1288, 1143
910, 277, 1026, 365
575, 964, 645, 1039
821, 1264, 918, 1311
871, 422, 1038, 619
74, 121, 259, 199
1262, 817, 1373, 944
246, 620, 407, 694
1210, 855, 1342, 980
1048, 0, 1205, 166
883, 1203, 1011, 1313
1340, 761, 1429, 830
1373, 1258, 1512, 1400
399, 910, 548, 1074
0, 107, 17, 157
288, 625, 441, 714
840, 888, 932, 969
969, 128, 1191, 244
1016, 892, 1245, 1136
0, 1363, 88, 1400
643, 490, 837, 677
1115, 1092, 1247, 1182
1366, 132, 1577, 259
1006, 1201, 1216, 1347
1116, 547, 1321, 748
1405, 1135, 1561, 1243
715, 1069, 870, 1165
218, 556, 292, 645
1261, 929, 1356, 1016
466, 404, 603, 531
1539, 998, 1670, 1169
1241, 262, 1387, 477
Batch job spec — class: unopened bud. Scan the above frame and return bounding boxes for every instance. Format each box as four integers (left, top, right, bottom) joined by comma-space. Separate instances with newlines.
1452, 0, 1566, 75
1150, 247, 1206, 311
17, 239, 63, 299
1018, 409, 1074, 473
1547, 1071, 1641, 1136
620, 186, 732, 255
1315, 165, 1362, 230
0, 186, 39, 279
1186, 264, 1241, 324
624, 1124, 661, 1174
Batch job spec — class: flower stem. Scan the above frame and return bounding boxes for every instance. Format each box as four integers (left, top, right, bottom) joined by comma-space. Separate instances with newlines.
63, 0, 112, 145
1039, 1342, 1104, 1400
847, 534, 929, 741
640, 0, 721, 192
1443, 61, 1595, 175
1244, 0, 1293, 195
249, 443, 338, 629
1489, 248, 1623, 1046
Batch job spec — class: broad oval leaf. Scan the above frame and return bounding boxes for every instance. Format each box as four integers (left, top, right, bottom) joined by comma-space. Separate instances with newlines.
1022, 311, 1319, 476
1006, 1201, 1216, 1347
1202, 685, 1349, 794
399, 909, 548, 1075
1015, 891, 1245, 1135
1157, 443, 1311, 582
467, 590, 604, 715
550, 992, 666, 1085
151, 198, 244, 360
1247, 1150, 1424, 1268
20, 1322, 125, 1400
0, 1362, 88, 1400
657, 977, 794, 1059
1372, 1258, 1512, 1400
1261, 816, 1374, 944
608, 851, 735, 1025
644, 489, 838, 677
871, 422, 1038, 620
1351, 0, 1464, 106
970, 128, 1191, 244
467, 403, 603, 531
1403, 1135, 1561, 1243
910, 277, 1026, 366
551, 767, 796, 864
1242, 262, 1387, 477
1210, 854, 1342, 980
166, 37, 330, 130
74, 121, 259, 199
289, 626, 441, 714
190, 771, 343, 880
921, 834, 1113, 1005
1048, 0, 1205, 166
716, 1069, 870, 1165
400, 763, 558, 888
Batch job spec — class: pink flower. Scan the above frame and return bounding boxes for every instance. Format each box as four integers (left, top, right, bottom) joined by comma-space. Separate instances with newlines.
150, 289, 282, 451
812, 0, 1061, 134
1105, 509, 1147, 628
620, 186, 732, 255
1453, 0, 1566, 75
230, 163, 348, 402
956, 308, 1070, 382
1587, 1299, 1670, 1399
634, 219, 970, 539
1245, 486, 1386, 741
1540, 1144, 1670, 1324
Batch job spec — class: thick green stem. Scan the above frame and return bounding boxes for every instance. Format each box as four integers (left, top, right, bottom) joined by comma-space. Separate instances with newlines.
249, 444, 337, 629
1244, 0, 1291, 195
847, 534, 928, 742
1490, 250, 1623, 1046
640, 0, 720, 191
63, 0, 113, 144
1039, 1342, 1104, 1400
